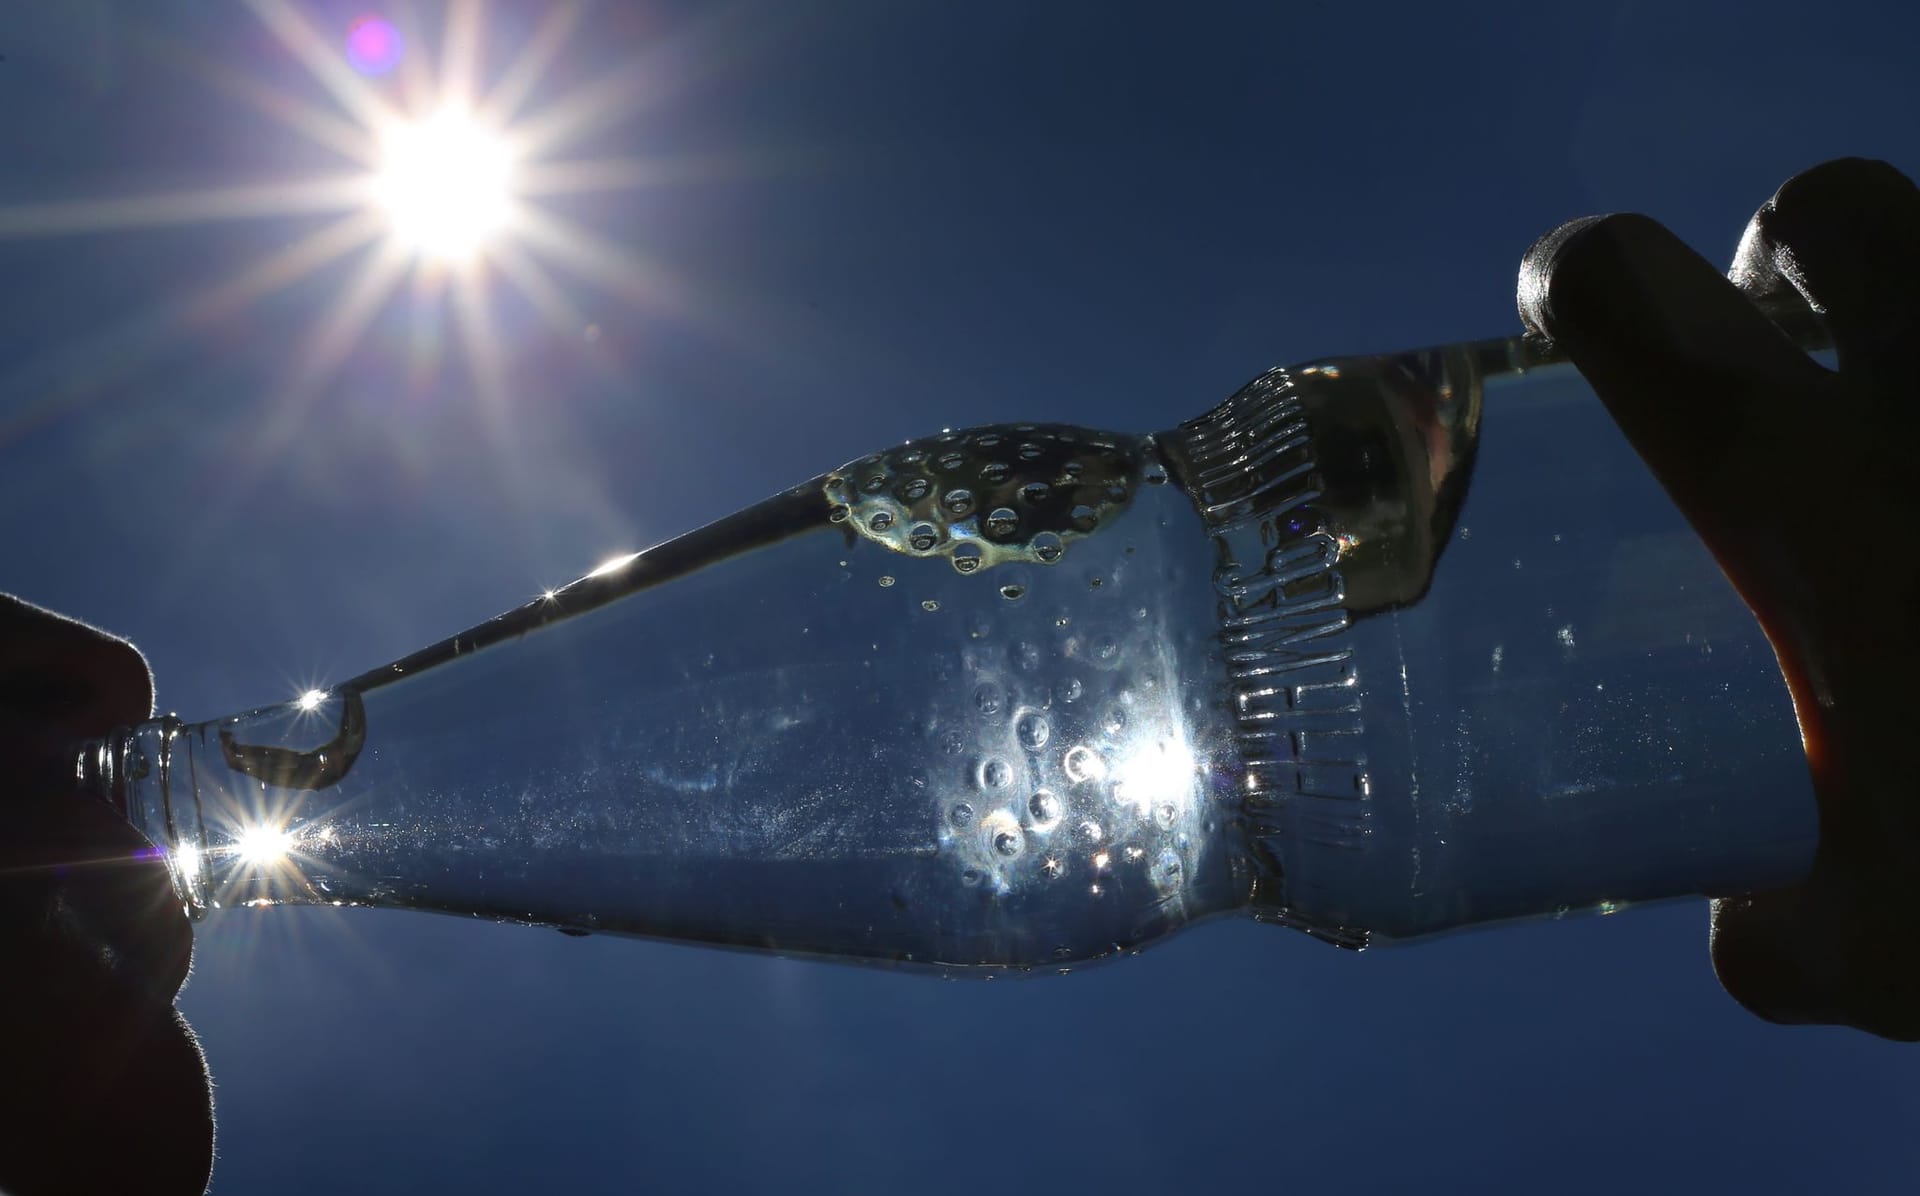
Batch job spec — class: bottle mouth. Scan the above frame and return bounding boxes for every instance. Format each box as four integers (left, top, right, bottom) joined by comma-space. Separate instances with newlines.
78, 717, 216, 916
73, 730, 124, 815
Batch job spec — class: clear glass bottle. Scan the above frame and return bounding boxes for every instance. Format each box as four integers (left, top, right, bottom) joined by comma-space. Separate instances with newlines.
78, 331, 1819, 968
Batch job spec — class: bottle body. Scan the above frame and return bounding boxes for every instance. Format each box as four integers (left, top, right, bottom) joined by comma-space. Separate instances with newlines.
92, 334, 1820, 966
103, 425, 1246, 971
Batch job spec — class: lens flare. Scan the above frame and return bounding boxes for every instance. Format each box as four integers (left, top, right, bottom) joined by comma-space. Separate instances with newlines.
346, 16, 404, 75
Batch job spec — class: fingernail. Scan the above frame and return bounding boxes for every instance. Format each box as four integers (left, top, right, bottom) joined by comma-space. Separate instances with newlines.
1536, 213, 1769, 364
1517, 214, 1609, 336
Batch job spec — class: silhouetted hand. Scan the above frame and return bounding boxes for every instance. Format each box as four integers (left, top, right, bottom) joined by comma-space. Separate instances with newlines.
0, 595, 214, 1195
1518, 158, 1920, 1041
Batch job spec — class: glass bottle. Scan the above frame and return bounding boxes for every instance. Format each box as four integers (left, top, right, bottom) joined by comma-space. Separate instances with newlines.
76, 329, 1821, 969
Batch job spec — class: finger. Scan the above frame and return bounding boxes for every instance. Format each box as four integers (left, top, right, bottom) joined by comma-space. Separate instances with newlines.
0, 944, 214, 1195
1712, 850, 1920, 1042
1730, 157, 1920, 385
1, 594, 155, 803
1517, 212, 1828, 528
3, 791, 197, 1000
0, 806, 208, 1193
0, 594, 154, 737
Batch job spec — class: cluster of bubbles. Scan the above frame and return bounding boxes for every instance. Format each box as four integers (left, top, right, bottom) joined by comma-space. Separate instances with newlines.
887, 445, 1203, 905
938, 674, 1198, 903
825, 424, 1148, 574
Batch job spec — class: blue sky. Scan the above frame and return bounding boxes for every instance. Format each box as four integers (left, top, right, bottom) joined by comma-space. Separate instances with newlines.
3, 2, 1916, 1192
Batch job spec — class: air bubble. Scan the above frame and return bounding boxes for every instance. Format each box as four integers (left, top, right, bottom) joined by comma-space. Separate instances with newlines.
922, 600, 941, 613
1000, 583, 1027, 601
985, 508, 1018, 538
961, 868, 984, 887
1032, 532, 1064, 563
1011, 640, 1043, 672
974, 683, 1003, 716
981, 462, 1012, 484
1102, 706, 1129, 736
1020, 482, 1051, 504
1078, 819, 1103, 843
977, 758, 1013, 789
938, 451, 967, 471
952, 544, 983, 573
1040, 855, 1064, 879
949, 801, 975, 827
828, 504, 850, 523
1019, 442, 1045, 460
908, 524, 939, 551
869, 511, 894, 533
1063, 745, 1104, 783
1028, 789, 1062, 828
1143, 462, 1168, 485
941, 729, 966, 755
1016, 712, 1051, 750
974, 433, 1004, 449
993, 828, 1023, 857
897, 477, 931, 502
942, 488, 974, 515
1155, 802, 1177, 830
878, 575, 896, 588
1070, 504, 1099, 531
895, 449, 926, 467
1056, 676, 1083, 703
862, 474, 888, 494
1094, 634, 1120, 661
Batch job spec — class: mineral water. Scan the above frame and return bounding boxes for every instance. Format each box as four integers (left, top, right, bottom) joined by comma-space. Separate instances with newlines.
93, 335, 1818, 968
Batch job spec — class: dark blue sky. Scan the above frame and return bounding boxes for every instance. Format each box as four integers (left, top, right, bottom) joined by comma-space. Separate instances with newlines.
4, 2, 1916, 1193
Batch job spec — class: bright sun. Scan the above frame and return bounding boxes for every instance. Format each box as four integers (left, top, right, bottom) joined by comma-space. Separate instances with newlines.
0, 0, 698, 488
375, 109, 515, 262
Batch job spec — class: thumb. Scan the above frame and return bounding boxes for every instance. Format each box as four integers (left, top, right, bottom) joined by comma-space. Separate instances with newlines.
1517, 212, 1827, 524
